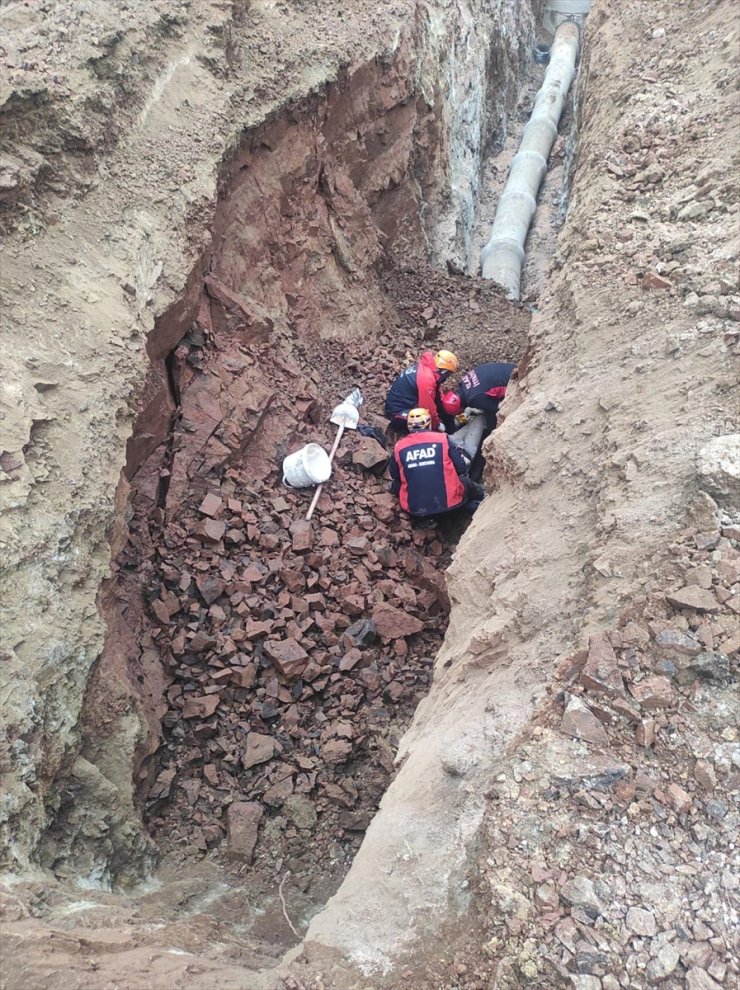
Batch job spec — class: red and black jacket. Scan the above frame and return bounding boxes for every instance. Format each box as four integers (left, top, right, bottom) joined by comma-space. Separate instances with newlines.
389, 430, 468, 516
384, 351, 446, 428
457, 362, 515, 414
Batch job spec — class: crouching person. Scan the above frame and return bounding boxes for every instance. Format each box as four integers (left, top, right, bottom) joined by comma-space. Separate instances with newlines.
389, 408, 484, 518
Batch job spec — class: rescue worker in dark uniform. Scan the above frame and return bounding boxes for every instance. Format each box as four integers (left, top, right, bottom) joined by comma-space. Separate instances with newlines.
440, 361, 516, 428
389, 408, 484, 518
384, 349, 459, 434
440, 361, 516, 482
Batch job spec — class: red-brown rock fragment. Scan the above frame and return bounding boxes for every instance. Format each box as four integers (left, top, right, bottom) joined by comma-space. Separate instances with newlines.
198, 493, 222, 517
352, 437, 388, 470
560, 697, 609, 747
290, 519, 314, 553
263, 776, 294, 807
181, 695, 220, 718
322, 738, 353, 765
264, 637, 309, 679
666, 586, 719, 612
371, 602, 423, 639
196, 574, 225, 605
629, 675, 676, 709
199, 519, 226, 543
226, 801, 263, 862
242, 733, 276, 770
581, 632, 625, 697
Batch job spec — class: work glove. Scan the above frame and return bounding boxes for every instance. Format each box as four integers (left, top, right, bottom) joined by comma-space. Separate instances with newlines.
437, 422, 447, 433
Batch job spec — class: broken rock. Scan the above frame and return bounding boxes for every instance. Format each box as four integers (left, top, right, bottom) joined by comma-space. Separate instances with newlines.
666, 782, 691, 815
646, 944, 680, 983
560, 875, 606, 921
343, 618, 377, 647
242, 733, 276, 770
560, 697, 609, 748
625, 906, 657, 937
290, 519, 313, 553
321, 738, 352, 765
655, 628, 702, 655
283, 794, 318, 830
181, 695, 220, 719
198, 493, 222, 517
629, 675, 676, 709
666, 586, 719, 612
263, 776, 294, 808
196, 574, 225, 605
581, 632, 625, 697
199, 518, 226, 543
697, 434, 740, 507
226, 801, 263, 862
685, 968, 722, 990
371, 602, 423, 639
264, 637, 309, 679
352, 437, 388, 471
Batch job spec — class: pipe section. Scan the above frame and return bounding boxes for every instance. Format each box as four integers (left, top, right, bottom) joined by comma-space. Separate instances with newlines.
480, 21, 580, 299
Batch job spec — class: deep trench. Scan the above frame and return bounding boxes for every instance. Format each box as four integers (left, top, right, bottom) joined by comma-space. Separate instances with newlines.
60, 9, 579, 958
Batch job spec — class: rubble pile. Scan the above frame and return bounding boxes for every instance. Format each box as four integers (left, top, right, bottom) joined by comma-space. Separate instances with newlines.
108, 259, 531, 882
139, 433, 453, 875
381, 261, 530, 372
422, 510, 739, 990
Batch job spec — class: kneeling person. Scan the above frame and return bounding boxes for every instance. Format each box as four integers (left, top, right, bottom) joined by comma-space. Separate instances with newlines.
389, 408, 484, 517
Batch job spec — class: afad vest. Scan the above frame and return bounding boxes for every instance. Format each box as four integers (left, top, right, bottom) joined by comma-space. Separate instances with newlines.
394, 431, 465, 516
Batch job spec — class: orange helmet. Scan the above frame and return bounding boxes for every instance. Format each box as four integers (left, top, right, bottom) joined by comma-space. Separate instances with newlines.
407, 408, 432, 432
435, 350, 458, 373
441, 391, 463, 416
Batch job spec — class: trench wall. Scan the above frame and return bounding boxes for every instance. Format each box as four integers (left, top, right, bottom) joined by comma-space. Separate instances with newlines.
0, 0, 536, 880
303, 0, 740, 974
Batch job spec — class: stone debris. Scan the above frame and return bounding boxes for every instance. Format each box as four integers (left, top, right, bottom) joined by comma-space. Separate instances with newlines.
665, 586, 719, 612
371, 601, 425, 639
351, 436, 389, 471
560, 696, 609, 748
133, 354, 463, 873
697, 435, 740, 507
581, 633, 625, 697
225, 801, 263, 862
625, 906, 657, 937
559, 875, 606, 921
473, 512, 739, 989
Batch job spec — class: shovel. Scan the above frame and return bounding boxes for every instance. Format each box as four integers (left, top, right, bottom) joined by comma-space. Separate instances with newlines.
306, 388, 363, 521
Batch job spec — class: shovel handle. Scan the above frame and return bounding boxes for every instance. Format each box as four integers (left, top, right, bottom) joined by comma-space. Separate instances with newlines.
306, 418, 346, 521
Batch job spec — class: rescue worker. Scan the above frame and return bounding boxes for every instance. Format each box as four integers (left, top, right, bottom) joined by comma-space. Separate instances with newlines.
389, 407, 484, 518
384, 349, 459, 433
440, 361, 516, 481
440, 361, 516, 428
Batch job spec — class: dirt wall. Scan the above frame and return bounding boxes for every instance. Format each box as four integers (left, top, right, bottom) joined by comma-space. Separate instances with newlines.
302, 0, 739, 976
0, 0, 536, 881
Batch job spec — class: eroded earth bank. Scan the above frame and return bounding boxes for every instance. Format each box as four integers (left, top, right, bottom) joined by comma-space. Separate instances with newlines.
1, 1, 738, 989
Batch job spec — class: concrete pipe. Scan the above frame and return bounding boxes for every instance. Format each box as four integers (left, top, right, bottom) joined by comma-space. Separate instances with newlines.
480, 21, 580, 299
